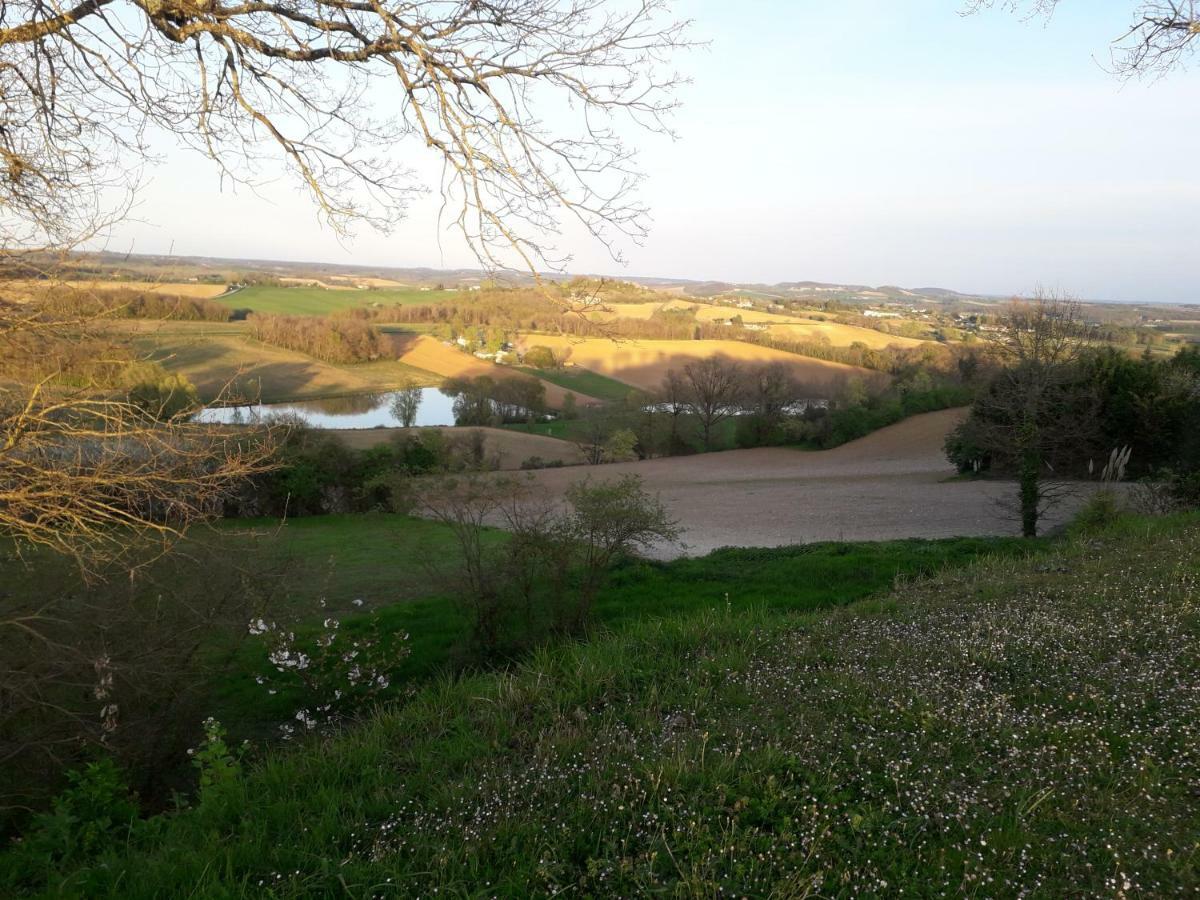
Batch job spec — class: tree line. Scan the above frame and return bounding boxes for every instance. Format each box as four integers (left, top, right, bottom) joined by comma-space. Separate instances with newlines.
37, 286, 234, 322
246, 314, 385, 364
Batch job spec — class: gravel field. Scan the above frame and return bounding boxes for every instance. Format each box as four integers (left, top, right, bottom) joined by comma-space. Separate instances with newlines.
517, 408, 1102, 557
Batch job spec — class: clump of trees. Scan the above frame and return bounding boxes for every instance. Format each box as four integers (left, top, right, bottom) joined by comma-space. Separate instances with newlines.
247, 314, 384, 363
0, 544, 289, 830
228, 425, 498, 519
419, 474, 680, 653
946, 296, 1200, 534
440, 375, 546, 426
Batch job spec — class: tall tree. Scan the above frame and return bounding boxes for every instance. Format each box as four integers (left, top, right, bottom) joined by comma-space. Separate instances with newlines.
681, 357, 743, 451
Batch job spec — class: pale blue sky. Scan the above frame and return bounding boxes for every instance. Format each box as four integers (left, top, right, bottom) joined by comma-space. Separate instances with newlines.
111, 1, 1199, 303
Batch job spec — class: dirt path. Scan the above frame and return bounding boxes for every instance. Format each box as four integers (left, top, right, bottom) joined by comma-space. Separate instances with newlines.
517, 408, 1096, 556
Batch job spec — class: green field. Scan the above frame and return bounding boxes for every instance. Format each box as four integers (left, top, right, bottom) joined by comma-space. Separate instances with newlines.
219, 285, 459, 316
11, 513, 1199, 895
514, 365, 636, 402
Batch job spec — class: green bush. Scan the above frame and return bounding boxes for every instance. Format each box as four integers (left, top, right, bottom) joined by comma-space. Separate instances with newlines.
7, 759, 138, 877
1070, 489, 1126, 534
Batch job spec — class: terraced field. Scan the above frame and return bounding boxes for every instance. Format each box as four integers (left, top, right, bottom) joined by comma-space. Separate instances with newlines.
334, 425, 587, 468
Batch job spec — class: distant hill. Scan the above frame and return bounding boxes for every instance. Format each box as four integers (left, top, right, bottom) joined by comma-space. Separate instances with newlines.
13, 249, 1184, 309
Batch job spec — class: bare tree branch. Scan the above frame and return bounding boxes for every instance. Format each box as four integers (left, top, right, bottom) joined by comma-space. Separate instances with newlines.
0, 0, 693, 270
965, 1, 1198, 78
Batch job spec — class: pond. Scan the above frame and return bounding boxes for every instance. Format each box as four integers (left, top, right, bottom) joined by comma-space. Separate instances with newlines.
193, 387, 457, 429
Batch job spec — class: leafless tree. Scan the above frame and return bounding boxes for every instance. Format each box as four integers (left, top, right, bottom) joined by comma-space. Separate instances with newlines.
965, 1, 1198, 78
0, 0, 692, 270
0, 300, 276, 571
681, 356, 743, 451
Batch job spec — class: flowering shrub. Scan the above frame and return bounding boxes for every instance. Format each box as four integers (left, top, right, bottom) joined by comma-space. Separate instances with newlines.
251, 611, 410, 738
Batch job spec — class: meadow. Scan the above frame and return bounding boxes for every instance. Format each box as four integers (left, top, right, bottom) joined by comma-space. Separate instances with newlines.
513, 364, 636, 402
219, 284, 458, 316
11, 512, 1196, 895
288, 519, 1034, 693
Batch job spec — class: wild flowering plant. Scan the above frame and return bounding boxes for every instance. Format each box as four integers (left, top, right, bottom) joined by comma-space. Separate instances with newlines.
189, 718, 246, 799
251, 607, 410, 738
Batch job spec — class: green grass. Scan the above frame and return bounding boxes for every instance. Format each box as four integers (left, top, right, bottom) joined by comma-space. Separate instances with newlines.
202, 517, 1040, 751
211, 514, 506, 615
11, 513, 1198, 896
501, 417, 592, 441
219, 285, 458, 316
514, 365, 636, 402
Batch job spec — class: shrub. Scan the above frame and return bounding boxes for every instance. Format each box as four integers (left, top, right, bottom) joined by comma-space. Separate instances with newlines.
1070, 489, 1126, 534
419, 474, 681, 651
7, 759, 138, 876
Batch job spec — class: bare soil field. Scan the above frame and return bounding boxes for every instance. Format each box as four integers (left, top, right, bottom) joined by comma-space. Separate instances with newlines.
335, 426, 586, 468
394, 335, 603, 408
514, 335, 887, 393
515, 409, 1101, 556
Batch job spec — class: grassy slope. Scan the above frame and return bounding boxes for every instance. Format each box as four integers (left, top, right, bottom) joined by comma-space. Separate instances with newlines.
220, 285, 458, 316
207, 516, 1037, 729
133, 329, 440, 402
19, 518, 1200, 894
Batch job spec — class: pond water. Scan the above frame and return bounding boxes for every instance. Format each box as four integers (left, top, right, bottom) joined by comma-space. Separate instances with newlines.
193, 387, 457, 429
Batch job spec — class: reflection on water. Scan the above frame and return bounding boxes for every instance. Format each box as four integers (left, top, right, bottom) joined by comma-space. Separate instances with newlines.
193, 387, 456, 429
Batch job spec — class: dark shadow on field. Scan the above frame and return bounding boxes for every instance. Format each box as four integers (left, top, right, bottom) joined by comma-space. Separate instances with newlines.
546, 347, 890, 396
216, 361, 363, 404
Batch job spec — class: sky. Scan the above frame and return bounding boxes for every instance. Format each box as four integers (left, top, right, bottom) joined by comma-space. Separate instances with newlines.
106, 1, 1200, 303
